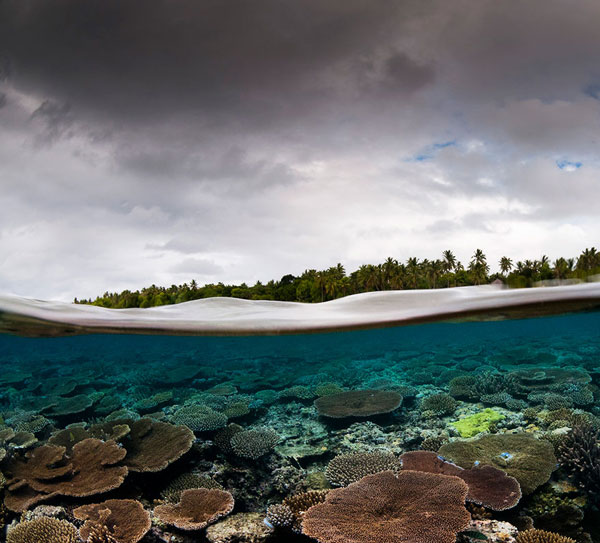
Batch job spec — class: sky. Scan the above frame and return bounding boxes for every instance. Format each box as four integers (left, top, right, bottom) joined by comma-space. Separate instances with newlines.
1, 0, 599, 301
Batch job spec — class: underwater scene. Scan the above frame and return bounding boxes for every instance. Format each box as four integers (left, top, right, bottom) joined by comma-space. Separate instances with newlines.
0, 310, 600, 543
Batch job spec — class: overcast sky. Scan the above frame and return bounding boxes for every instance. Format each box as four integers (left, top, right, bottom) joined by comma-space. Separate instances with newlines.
1, 0, 599, 301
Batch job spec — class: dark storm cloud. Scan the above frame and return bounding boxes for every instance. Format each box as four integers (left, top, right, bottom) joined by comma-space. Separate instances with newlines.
0, 0, 430, 129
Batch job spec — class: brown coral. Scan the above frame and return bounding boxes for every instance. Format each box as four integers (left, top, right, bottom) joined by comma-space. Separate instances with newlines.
303, 470, 471, 543
74, 499, 151, 543
326, 451, 401, 486
400, 450, 521, 510
314, 390, 402, 418
4, 439, 128, 512
116, 418, 194, 472
6, 517, 78, 543
154, 488, 235, 530
266, 490, 329, 533
439, 433, 556, 494
515, 529, 575, 543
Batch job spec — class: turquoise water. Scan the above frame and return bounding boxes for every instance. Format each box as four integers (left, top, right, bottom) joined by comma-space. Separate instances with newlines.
1, 310, 599, 540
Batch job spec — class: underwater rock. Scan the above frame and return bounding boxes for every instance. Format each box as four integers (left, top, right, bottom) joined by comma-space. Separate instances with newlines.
206, 512, 275, 543
459, 519, 518, 543
325, 451, 402, 487
303, 470, 471, 543
74, 499, 151, 543
6, 517, 78, 543
154, 488, 235, 531
314, 390, 402, 418
439, 433, 556, 495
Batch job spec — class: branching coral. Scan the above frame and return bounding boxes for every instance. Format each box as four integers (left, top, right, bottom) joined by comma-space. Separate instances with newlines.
74, 499, 151, 543
303, 470, 471, 543
266, 490, 329, 533
314, 390, 402, 418
6, 517, 78, 543
558, 423, 600, 502
420, 393, 457, 416
326, 451, 402, 487
230, 427, 280, 459
515, 529, 575, 543
170, 405, 228, 432
154, 488, 234, 530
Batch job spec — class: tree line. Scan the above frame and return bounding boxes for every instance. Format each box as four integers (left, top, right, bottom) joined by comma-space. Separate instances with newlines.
75, 247, 600, 308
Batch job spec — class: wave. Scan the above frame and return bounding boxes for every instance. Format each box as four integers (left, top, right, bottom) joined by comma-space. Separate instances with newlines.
1, 283, 600, 337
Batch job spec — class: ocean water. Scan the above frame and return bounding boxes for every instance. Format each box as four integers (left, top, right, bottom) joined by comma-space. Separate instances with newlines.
1, 310, 599, 540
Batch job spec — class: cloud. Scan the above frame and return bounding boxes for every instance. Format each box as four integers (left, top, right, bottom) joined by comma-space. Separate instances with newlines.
0, 0, 600, 300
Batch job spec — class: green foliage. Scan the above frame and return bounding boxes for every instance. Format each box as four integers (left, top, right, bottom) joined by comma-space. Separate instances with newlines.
74, 246, 600, 308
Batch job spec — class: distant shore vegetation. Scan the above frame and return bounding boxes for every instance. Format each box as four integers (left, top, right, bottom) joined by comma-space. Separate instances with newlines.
75, 247, 600, 308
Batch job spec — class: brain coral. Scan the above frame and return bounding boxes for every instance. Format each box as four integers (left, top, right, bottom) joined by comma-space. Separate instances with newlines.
6, 517, 78, 543
171, 405, 228, 432
302, 470, 471, 543
154, 488, 235, 530
326, 451, 402, 487
5, 438, 128, 512
230, 428, 280, 459
515, 529, 575, 543
74, 499, 151, 543
314, 390, 402, 418
439, 433, 556, 495
400, 450, 521, 510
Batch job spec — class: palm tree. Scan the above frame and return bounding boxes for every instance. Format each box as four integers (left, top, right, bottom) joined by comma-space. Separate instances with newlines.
499, 256, 513, 276
442, 250, 457, 287
469, 249, 490, 285
406, 257, 420, 289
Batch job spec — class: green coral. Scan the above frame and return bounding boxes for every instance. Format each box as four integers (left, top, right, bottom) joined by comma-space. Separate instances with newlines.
450, 408, 504, 437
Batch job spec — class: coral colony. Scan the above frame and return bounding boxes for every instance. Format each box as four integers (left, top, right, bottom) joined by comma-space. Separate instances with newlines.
0, 308, 598, 542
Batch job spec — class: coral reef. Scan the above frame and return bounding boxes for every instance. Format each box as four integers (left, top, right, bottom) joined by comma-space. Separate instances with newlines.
557, 423, 600, 502
325, 451, 402, 486
154, 488, 235, 530
450, 408, 505, 438
6, 517, 78, 543
314, 390, 402, 418
74, 499, 151, 543
230, 428, 280, 459
439, 433, 557, 494
303, 470, 471, 543
515, 529, 575, 543
420, 393, 458, 416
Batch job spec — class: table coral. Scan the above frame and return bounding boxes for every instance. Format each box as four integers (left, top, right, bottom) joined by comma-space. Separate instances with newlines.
439, 433, 556, 494
303, 470, 471, 543
314, 390, 402, 418
154, 488, 235, 531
